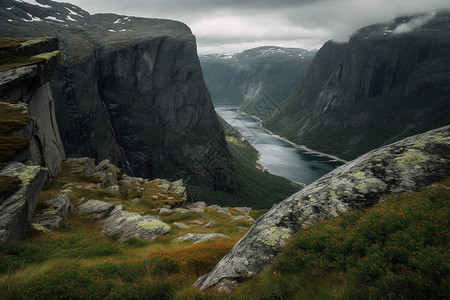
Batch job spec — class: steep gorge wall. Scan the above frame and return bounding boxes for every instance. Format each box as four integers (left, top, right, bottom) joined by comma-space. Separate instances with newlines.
265, 11, 450, 160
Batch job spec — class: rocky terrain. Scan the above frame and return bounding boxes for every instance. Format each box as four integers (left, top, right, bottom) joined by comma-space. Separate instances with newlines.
0, 0, 234, 192
196, 125, 450, 291
200, 46, 315, 119
0, 36, 65, 243
264, 10, 450, 160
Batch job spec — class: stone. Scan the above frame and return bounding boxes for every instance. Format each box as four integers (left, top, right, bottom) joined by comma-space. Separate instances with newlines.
173, 233, 231, 244
77, 199, 114, 219
103, 206, 171, 241
66, 157, 96, 176
232, 215, 255, 223
0, 162, 49, 243
208, 205, 231, 215
107, 185, 120, 195
195, 125, 450, 291
159, 207, 172, 215
173, 222, 190, 229
192, 201, 207, 209
234, 207, 252, 215
204, 221, 215, 228
32, 193, 73, 229
94, 159, 118, 187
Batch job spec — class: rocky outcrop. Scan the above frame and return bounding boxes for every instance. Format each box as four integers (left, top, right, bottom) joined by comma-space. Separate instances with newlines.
32, 193, 73, 229
0, 162, 49, 243
0, 37, 65, 176
195, 125, 450, 291
77, 199, 115, 219
102, 205, 171, 241
265, 10, 450, 160
0, 0, 234, 193
174, 233, 231, 244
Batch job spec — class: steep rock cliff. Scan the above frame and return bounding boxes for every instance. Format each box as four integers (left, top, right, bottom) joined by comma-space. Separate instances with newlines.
265, 10, 450, 160
0, 0, 232, 190
196, 125, 450, 292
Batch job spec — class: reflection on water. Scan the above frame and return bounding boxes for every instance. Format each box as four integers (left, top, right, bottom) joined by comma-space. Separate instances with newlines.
215, 105, 344, 185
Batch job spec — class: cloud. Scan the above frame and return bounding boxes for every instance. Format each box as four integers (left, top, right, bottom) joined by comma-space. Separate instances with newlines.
52, 0, 450, 53
393, 12, 437, 34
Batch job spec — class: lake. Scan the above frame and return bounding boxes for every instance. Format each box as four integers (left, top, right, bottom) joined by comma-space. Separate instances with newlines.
215, 105, 345, 185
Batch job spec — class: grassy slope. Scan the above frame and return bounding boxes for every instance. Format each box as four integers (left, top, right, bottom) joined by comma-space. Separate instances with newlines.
0, 161, 262, 299
0, 168, 447, 299
196, 115, 300, 209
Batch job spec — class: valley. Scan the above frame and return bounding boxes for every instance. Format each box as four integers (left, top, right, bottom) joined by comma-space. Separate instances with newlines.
0, 1, 449, 299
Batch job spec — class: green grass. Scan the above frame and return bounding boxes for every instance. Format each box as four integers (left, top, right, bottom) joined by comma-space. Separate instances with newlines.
0, 38, 26, 51
194, 115, 300, 209
228, 178, 450, 300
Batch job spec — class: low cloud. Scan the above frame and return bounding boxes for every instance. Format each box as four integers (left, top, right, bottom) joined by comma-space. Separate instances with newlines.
393, 12, 437, 34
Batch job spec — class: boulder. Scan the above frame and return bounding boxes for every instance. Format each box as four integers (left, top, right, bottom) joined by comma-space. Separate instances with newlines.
32, 193, 73, 229
204, 221, 215, 228
234, 207, 252, 215
174, 233, 231, 244
208, 205, 231, 215
195, 125, 450, 291
94, 159, 119, 187
77, 199, 114, 219
103, 205, 171, 241
0, 162, 49, 243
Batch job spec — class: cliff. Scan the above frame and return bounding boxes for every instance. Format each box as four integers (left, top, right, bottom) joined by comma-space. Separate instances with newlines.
196, 124, 450, 292
0, 36, 65, 243
264, 10, 450, 160
0, 0, 233, 191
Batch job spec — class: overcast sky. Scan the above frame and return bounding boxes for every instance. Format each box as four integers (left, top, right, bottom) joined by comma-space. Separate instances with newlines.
53, 0, 450, 54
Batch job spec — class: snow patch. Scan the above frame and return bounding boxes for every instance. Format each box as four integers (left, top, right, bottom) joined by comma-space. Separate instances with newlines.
66, 15, 76, 22
393, 12, 436, 34
108, 29, 116, 32
114, 19, 122, 24
7, 6, 14, 10
14, 0, 51, 9
8, 19, 13, 22
119, 29, 127, 32
45, 16, 64, 22
66, 7, 82, 17
23, 13, 42, 22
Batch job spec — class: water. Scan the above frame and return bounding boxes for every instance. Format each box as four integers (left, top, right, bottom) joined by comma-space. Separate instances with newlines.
215, 105, 345, 185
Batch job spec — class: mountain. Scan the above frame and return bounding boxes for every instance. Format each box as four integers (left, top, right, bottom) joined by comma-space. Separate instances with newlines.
200, 46, 315, 120
0, 0, 234, 191
264, 10, 450, 160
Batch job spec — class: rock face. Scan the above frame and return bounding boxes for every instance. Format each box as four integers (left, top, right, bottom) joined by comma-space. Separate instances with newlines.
0, 37, 65, 176
195, 125, 450, 291
0, 0, 233, 192
200, 47, 315, 120
265, 10, 450, 160
0, 162, 49, 243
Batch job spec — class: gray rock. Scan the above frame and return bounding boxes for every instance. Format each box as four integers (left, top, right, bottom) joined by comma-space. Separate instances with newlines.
174, 233, 231, 244
232, 215, 255, 223
77, 199, 114, 219
66, 158, 96, 176
195, 125, 450, 291
208, 205, 231, 215
159, 207, 172, 215
103, 207, 171, 241
235, 207, 252, 215
94, 159, 118, 187
107, 185, 120, 195
33, 193, 73, 229
0, 162, 49, 243
204, 221, 215, 228
171, 179, 184, 188
192, 201, 207, 209
173, 222, 190, 229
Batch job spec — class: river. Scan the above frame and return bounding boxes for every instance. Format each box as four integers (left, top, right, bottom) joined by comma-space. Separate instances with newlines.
215, 105, 345, 185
